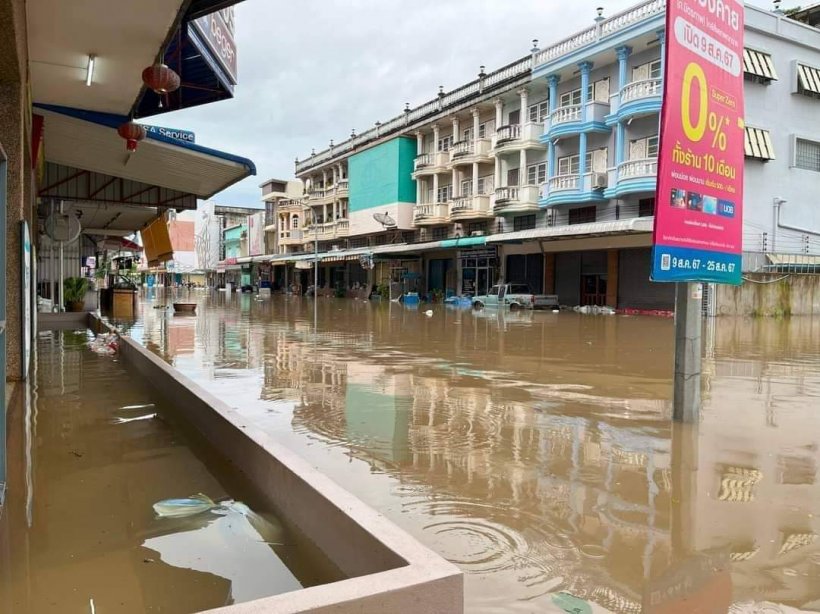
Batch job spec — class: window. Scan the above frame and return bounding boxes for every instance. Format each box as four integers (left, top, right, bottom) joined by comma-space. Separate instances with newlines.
373, 234, 387, 246
633, 59, 662, 81
557, 152, 593, 175
436, 184, 453, 202
478, 122, 490, 138
528, 100, 549, 123
477, 175, 493, 194
513, 215, 536, 231
568, 206, 596, 225
527, 162, 547, 185
559, 79, 609, 106
638, 198, 656, 217
467, 221, 487, 235
796, 63, 820, 99
438, 135, 453, 152
508, 109, 521, 125
629, 135, 659, 160
744, 127, 775, 161
795, 138, 820, 172
560, 88, 582, 108
432, 226, 449, 240
292, 215, 299, 229
488, 286, 500, 297
507, 168, 520, 187
743, 48, 777, 84
461, 179, 473, 196
349, 237, 367, 249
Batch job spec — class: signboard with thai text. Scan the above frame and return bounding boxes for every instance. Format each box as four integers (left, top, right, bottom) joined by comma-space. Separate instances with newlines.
192, 7, 237, 85
651, 0, 745, 284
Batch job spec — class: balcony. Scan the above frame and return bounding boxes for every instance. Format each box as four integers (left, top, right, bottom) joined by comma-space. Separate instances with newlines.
544, 101, 611, 139
493, 185, 540, 214
413, 152, 449, 176
491, 123, 545, 151
449, 139, 493, 166
278, 198, 305, 213
539, 172, 609, 206
307, 187, 334, 205
304, 219, 351, 241
604, 158, 658, 198
608, 78, 663, 123
278, 229, 304, 246
449, 194, 492, 221
413, 202, 449, 225
336, 179, 349, 196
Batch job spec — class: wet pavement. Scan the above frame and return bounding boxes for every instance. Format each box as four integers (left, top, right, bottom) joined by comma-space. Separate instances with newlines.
114, 292, 820, 611
0, 328, 339, 614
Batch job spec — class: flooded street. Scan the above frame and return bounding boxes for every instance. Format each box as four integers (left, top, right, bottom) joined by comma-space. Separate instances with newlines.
0, 329, 339, 614
126, 291, 820, 613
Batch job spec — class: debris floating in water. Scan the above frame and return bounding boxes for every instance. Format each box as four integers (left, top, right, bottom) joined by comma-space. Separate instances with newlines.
89, 598, 96, 614
88, 333, 118, 356
153, 494, 217, 518
551, 592, 593, 614
111, 413, 157, 425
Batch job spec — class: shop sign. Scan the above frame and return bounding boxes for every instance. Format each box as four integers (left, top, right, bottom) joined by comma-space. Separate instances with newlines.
139, 124, 195, 143
651, 0, 744, 284
192, 7, 237, 84
458, 247, 497, 259
224, 257, 238, 265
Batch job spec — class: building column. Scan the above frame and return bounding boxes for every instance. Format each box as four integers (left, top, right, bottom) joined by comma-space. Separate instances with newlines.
331, 166, 337, 185
452, 116, 460, 143
547, 75, 560, 180
433, 173, 439, 204
579, 132, 588, 177
416, 130, 424, 155
494, 156, 502, 188
518, 88, 529, 123
616, 122, 626, 166
519, 149, 528, 185
658, 29, 666, 77
578, 61, 593, 121
606, 249, 619, 307
452, 165, 459, 196
472, 108, 480, 141
494, 98, 503, 128
322, 169, 328, 188
416, 175, 423, 204
433, 123, 440, 152
615, 45, 632, 92
472, 162, 479, 195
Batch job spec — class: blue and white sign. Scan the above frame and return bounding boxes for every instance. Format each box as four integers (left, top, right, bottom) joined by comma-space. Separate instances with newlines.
140, 124, 196, 144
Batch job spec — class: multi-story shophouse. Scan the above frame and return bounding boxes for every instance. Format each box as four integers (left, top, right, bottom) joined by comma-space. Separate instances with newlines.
288, 0, 820, 309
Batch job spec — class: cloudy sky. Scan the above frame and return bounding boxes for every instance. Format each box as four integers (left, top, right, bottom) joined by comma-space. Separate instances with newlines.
158, 0, 774, 207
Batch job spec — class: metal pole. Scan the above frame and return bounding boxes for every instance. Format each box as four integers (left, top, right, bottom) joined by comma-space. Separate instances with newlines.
673, 282, 702, 422
58, 200, 64, 311
314, 224, 318, 329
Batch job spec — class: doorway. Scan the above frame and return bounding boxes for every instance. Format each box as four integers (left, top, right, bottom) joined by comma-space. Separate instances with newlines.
581, 274, 607, 306
460, 251, 496, 296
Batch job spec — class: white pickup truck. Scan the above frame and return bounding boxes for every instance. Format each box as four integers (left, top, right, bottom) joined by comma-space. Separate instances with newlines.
471, 283, 559, 310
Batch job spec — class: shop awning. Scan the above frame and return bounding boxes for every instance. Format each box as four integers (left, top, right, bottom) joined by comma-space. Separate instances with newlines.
486, 217, 653, 243
372, 241, 441, 257
766, 253, 820, 266
99, 237, 142, 251
439, 236, 487, 248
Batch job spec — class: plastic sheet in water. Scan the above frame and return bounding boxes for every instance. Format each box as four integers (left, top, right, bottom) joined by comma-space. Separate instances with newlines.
153, 494, 217, 518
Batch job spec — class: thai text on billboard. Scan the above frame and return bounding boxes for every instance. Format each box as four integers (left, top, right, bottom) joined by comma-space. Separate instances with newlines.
651, 0, 745, 284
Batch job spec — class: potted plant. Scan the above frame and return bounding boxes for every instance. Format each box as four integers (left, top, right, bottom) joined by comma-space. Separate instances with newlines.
64, 277, 90, 312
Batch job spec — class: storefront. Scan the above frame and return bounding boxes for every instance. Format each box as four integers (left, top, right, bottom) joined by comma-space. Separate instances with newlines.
458, 247, 498, 297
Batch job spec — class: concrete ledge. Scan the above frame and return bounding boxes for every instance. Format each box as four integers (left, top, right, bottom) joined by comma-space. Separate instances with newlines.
38, 311, 90, 330
88, 315, 463, 614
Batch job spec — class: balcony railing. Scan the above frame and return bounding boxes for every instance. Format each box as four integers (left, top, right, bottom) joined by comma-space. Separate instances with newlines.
414, 203, 449, 220
621, 78, 662, 104
414, 153, 435, 170
450, 195, 473, 212
449, 194, 491, 218
495, 124, 521, 144
495, 186, 520, 203
549, 174, 580, 192
336, 179, 349, 193
550, 105, 582, 126
494, 185, 540, 206
451, 140, 474, 158
619, 158, 658, 178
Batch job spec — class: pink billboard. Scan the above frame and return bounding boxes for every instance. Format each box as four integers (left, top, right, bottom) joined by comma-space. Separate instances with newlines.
652, 0, 745, 284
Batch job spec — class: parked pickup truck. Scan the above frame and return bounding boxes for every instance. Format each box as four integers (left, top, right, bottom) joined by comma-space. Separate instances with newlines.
472, 283, 559, 310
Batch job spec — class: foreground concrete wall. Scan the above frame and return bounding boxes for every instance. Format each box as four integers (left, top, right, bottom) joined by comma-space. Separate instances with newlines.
715, 274, 820, 316
90, 316, 463, 614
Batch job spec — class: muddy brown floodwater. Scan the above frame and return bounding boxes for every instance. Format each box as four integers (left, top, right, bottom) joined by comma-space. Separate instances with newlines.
54, 291, 820, 611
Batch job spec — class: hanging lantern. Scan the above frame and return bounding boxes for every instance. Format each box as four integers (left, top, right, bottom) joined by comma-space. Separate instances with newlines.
141, 63, 181, 95
117, 122, 146, 152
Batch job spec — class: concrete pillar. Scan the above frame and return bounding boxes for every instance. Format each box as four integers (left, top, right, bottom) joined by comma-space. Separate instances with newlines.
452, 117, 459, 143
472, 162, 479, 195
658, 29, 666, 78
606, 249, 619, 307
578, 132, 588, 177
494, 98, 503, 128
472, 108, 480, 140
433, 123, 440, 152
548, 141, 556, 179
547, 75, 560, 113
416, 131, 424, 155
615, 45, 632, 92
452, 166, 458, 196
673, 283, 703, 422
543, 252, 556, 294
433, 174, 439, 203
332, 166, 337, 185
518, 88, 529, 123
416, 175, 422, 204
322, 169, 327, 187
519, 149, 527, 185
579, 61, 593, 121
494, 156, 502, 189
616, 122, 626, 166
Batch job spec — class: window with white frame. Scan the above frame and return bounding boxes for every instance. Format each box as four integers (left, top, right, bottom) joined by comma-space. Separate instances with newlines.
436, 184, 453, 202
560, 88, 582, 108
438, 135, 453, 152
477, 175, 494, 194
795, 138, 820, 172
462, 127, 474, 142
557, 152, 594, 175
478, 122, 489, 138
632, 59, 662, 81
528, 100, 549, 123
629, 135, 659, 160
559, 79, 609, 107
461, 179, 473, 196
527, 162, 547, 185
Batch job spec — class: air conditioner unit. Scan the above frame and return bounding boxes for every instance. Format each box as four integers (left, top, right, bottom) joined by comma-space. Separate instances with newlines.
470, 230, 485, 237
592, 173, 608, 190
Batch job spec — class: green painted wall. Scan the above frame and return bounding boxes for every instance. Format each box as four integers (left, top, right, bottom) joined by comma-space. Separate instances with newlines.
349, 137, 416, 212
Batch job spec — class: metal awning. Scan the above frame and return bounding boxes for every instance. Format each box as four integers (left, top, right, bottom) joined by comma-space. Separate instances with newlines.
743, 48, 777, 81
486, 217, 653, 243
744, 127, 775, 161
37, 105, 255, 199
439, 236, 487, 248
797, 63, 820, 95
373, 241, 441, 256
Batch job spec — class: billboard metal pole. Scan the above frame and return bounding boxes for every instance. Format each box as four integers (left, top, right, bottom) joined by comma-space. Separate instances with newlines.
673, 283, 702, 422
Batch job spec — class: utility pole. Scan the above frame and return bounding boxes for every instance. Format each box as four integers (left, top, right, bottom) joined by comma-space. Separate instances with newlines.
673, 282, 702, 422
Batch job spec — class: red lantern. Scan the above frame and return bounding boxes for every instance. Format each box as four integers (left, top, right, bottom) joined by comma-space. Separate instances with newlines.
117, 122, 146, 152
141, 64, 181, 95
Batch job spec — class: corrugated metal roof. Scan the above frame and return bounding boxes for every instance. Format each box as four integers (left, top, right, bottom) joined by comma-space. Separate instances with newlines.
486, 218, 653, 243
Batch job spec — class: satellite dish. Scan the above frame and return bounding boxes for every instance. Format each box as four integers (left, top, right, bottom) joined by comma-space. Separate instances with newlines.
373, 211, 397, 229
45, 212, 82, 244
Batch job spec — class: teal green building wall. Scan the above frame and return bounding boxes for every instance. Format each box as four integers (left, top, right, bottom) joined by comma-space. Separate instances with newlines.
349, 137, 416, 212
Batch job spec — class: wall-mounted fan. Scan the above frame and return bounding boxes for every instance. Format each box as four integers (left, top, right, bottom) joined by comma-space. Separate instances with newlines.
44, 211, 82, 244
